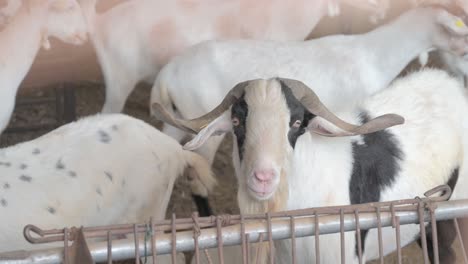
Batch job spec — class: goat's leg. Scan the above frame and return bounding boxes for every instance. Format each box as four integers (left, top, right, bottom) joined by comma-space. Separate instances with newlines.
0, 88, 17, 134
100, 67, 138, 113
458, 218, 468, 261
418, 220, 457, 264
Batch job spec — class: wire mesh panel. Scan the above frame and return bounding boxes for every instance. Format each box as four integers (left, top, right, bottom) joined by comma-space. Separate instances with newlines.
1, 185, 467, 264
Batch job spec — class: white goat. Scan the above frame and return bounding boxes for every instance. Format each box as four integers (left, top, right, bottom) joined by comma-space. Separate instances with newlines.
0, 113, 215, 262
152, 68, 468, 263
150, 6, 468, 166
77, 0, 389, 114
0, 0, 88, 135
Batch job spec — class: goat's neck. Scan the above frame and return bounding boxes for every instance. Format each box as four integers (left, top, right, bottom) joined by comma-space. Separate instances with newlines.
285, 133, 355, 210
359, 10, 436, 86
0, 5, 47, 88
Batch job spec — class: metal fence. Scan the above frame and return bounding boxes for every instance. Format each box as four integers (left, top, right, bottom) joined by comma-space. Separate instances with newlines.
1, 185, 467, 264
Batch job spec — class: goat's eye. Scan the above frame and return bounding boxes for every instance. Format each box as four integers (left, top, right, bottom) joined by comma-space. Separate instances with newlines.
292, 120, 301, 128
232, 117, 240, 126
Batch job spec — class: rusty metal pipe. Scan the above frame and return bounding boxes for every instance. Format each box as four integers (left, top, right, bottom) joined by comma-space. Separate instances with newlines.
1, 199, 468, 264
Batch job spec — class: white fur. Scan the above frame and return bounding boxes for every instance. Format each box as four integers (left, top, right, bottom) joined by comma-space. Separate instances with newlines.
0, 114, 215, 255
151, 6, 468, 168
0, 0, 88, 135
185, 69, 468, 263
76, 0, 388, 114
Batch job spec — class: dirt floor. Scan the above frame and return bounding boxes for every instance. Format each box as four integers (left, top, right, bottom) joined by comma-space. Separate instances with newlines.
0, 79, 464, 263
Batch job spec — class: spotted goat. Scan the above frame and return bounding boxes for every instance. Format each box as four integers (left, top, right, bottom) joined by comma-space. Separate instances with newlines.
0, 114, 215, 255
152, 69, 468, 263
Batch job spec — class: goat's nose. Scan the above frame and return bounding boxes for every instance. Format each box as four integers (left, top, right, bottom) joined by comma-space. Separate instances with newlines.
254, 169, 275, 182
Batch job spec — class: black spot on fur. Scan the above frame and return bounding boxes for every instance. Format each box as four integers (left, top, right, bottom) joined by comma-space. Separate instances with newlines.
349, 113, 402, 256
32, 148, 41, 155
96, 187, 102, 196
19, 163, 27, 170
0, 198, 7, 207
56, 158, 65, 170
231, 94, 247, 161
47, 207, 56, 214
3, 182, 10, 189
98, 130, 111, 143
278, 80, 315, 148
0, 161, 11, 167
19, 175, 32, 182
192, 194, 213, 217
68, 171, 77, 178
104, 171, 113, 182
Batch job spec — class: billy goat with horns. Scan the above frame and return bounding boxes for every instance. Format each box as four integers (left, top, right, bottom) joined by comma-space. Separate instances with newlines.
152, 70, 468, 263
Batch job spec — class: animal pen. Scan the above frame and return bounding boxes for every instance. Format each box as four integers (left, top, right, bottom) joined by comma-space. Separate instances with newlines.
0, 185, 467, 264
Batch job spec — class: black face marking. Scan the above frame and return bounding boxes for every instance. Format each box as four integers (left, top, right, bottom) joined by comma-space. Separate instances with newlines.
19, 175, 32, 182
98, 130, 111, 143
96, 187, 102, 196
47, 207, 56, 214
349, 113, 402, 256
231, 94, 248, 161
19, 163, 27, 170
192, 194, 213, 217
104, 171, 113, 182
278, 80, 315, 148
68, 171, 77, 178
3, 182, 10, 189
1, 198, 7, 207
32, 148, 41, 155
56, 158, 65, 170
0, 161, 11, 167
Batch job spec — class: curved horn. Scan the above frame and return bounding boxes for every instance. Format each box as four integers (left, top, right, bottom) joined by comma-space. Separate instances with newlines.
279, 78, 405, 136
151, 80, 251, 134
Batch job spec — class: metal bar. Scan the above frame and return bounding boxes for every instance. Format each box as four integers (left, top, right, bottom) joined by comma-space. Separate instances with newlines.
150, 218, 156, 264
63, 228, 69, 264
290, 216, 296, 264
171, 214, 176, 264
418, 201, 430, 264
3, 199, 468, 263
241, 215, 247, 264
354, 210, 362, 264
376, 206, 384, 264
107, 231, 112, 264
216, 217, 224, 264
267, 213, 273, 264
314, 211, 320, 264
454, 218, 468, 264
340, 209, 345, 264
134, 224, 140, 264
429, 206, 439, 264
395, 216, 402, 264
193, 213, 200, 264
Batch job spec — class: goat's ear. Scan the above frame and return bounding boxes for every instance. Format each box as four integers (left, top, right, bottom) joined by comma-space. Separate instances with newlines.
184, 113, 232, 150
437, 10, 468, 35
307, 117, 353, 137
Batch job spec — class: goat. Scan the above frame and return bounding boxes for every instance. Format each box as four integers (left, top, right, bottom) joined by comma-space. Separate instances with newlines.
0, 0, 88, 135
152, 68, 468, 263
0, 113, 215, 259
77, 0, 389, 114
150, 6, 468, 167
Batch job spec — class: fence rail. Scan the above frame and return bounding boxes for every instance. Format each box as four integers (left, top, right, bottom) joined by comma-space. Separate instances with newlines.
1, 185, 467, 264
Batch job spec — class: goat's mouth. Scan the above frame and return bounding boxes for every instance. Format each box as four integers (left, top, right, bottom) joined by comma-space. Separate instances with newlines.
247, 183, 276, 200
